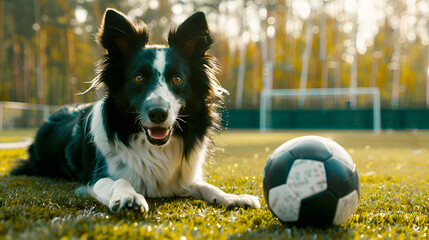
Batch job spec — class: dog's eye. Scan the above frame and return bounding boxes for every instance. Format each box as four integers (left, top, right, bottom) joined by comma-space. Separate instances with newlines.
134, 74, 145, 83
172, 76, 183, 85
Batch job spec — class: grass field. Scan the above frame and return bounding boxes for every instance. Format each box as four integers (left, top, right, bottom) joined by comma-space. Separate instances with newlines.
0, 130, 428, 239
0, 129, 36, 143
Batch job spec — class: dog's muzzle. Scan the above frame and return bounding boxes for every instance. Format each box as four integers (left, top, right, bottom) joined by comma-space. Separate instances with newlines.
143, 107, 172, 146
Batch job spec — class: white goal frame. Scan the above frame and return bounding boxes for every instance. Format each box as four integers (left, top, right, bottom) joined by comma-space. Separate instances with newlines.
259, 87, 381, 133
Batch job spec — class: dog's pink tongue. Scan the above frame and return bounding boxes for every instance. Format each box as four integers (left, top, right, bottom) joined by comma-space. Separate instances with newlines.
148, 127, 168, 140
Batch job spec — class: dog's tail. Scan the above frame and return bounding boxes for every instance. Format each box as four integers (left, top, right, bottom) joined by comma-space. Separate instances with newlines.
10, 144, 40, 176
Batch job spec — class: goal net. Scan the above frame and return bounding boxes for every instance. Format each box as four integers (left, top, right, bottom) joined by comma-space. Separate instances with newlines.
259, 88, 381, 133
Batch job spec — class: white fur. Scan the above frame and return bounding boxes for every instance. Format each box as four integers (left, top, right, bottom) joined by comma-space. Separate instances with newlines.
153, 49, 166, 77
93, 178, 149, 212
89, 100, 260, 212
90, 100, 204, 199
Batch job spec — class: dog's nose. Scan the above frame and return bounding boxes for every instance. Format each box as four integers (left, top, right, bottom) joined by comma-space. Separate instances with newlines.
148, 108, 168, 124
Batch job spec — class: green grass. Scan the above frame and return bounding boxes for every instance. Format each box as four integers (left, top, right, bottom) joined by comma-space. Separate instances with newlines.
0, 130, 428, 239
0, 129, 36, 143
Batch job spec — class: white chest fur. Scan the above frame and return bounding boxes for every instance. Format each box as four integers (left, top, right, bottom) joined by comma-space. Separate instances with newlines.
90, 101, 206, 197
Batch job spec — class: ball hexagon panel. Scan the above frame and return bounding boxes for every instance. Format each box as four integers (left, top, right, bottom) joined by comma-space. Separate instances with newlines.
326, 138, 355, 171
298, 190, 338, 226
263, 151, 295, 199
324, 157, 358, 198
286, 160, 328, 199
288, 136, 333, 161
333, 190, 359, 225
268, 184, 301, 222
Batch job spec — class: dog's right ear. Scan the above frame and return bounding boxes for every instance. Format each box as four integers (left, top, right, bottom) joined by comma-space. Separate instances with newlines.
96, 8, 149, 56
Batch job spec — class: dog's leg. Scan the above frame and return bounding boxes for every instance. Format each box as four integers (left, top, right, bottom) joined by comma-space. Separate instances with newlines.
91, 178, 149, 213
189, 181, 261, 209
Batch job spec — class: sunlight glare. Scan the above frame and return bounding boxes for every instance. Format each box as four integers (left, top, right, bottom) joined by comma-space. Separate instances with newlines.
172, 4, 182, 15
75, 6, 87, 24
149, 0, 159, 10
417, 0, 428, 14
344, 0, 357, 14
267, 25, 275, 38
292, 0, 311, 19
259, 8, 267, 19
225, 17, 239, 37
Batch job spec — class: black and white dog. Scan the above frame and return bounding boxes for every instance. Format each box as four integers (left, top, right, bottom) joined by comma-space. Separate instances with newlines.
12, 9, 260, 212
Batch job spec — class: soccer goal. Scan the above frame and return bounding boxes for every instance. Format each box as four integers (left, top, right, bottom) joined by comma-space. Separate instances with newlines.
259, 87, 381, 133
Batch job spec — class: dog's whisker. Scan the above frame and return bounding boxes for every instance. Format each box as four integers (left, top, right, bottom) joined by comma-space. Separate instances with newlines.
176, 118, 187, 124
136, 117, 145, 130
126, 110, 140, 115
174, 121, 184, 132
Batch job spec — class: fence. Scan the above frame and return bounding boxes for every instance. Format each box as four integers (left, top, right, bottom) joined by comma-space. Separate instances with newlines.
223, 109, 429, 130
259, 87, 381, 133
0, 101, 60, 131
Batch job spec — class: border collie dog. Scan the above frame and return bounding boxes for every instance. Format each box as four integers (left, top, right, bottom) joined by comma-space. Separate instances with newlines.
12, 9, 260, 212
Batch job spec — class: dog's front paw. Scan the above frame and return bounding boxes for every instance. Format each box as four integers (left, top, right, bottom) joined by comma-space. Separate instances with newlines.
109, 192, 149, 213
214, 194, 261, 209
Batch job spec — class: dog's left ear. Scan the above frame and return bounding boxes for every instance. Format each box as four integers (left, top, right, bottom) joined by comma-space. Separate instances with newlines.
168, 12, 213, 58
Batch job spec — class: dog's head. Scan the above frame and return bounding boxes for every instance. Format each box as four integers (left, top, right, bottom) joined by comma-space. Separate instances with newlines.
93, 9, 224, 149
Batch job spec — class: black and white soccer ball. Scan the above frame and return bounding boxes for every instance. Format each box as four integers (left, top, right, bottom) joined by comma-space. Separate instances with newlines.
263, 136, 360, 226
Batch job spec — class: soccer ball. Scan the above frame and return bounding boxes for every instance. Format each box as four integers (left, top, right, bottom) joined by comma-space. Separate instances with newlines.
263, 136, 360, 226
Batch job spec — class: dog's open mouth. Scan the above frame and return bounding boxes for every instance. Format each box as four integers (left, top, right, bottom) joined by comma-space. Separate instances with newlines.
144, 127, 172, 146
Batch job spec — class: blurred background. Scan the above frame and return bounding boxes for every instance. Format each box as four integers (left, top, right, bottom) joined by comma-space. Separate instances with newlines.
1, 0, 429, 130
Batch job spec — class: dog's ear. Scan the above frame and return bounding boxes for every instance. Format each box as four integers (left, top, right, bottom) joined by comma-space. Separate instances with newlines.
96, 8, 149, 56
168, 12, 213, 58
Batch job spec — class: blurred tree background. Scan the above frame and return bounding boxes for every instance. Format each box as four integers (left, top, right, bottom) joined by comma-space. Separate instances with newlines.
1, 0, 429, 110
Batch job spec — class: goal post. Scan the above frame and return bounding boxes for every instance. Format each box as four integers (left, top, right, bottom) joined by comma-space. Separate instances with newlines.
259, 87, 381, 133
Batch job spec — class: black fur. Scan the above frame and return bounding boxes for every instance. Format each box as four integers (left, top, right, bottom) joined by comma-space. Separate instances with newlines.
11, 9, 224, 185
